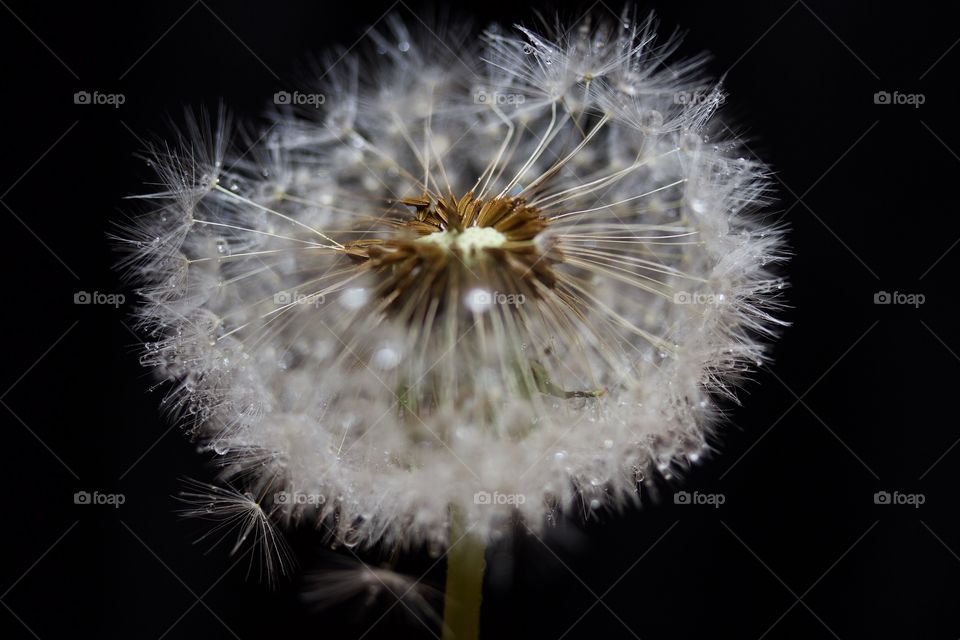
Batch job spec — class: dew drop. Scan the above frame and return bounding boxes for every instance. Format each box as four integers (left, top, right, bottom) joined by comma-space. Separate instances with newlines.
681, 132, 703, 150
340, 287, 368, 310
641, 109, 664, 129
373, 345, 401, 370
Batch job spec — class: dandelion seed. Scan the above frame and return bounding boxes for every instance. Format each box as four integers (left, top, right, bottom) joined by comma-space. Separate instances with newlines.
177, 479, 294, 585
302, 556, 443, 627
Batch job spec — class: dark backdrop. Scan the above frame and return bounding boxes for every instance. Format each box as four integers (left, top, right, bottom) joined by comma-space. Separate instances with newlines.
0, 1, 957, 638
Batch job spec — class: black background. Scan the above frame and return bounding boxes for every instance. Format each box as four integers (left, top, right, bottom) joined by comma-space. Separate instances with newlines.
1, 1, 957, 638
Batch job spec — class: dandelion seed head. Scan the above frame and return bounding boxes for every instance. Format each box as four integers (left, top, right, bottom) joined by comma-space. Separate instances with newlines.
122, 9, 787, 555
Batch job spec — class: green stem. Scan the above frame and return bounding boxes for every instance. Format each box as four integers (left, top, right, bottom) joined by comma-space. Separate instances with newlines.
442, 509, 486, 640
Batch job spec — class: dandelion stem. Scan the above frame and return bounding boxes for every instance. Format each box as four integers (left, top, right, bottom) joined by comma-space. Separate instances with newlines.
442, 508, 486, 640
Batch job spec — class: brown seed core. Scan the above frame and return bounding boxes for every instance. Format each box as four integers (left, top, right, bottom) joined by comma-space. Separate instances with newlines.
343, 193, 560, 317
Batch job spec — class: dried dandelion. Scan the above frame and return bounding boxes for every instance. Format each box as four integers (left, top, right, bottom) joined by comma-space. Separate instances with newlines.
120, 9, 786, 637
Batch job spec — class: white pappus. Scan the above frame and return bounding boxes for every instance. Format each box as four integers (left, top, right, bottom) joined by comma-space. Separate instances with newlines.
118, 9, 787, 576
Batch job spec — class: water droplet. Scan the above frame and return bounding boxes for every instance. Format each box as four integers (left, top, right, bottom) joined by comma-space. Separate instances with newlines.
681, 132, 703, 150
641, 110, 664, 129
340, 287, 368, 310
373, 345, 401, 370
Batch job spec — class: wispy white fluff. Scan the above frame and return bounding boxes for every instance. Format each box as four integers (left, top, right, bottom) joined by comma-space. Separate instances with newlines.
120, 9, 787, 561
